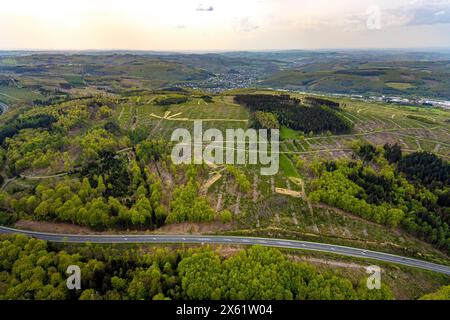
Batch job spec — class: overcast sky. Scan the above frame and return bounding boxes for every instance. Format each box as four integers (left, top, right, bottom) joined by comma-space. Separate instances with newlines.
1, 0, 450, 51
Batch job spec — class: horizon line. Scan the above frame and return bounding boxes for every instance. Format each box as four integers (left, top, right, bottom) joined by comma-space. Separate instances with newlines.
1, 47, 450, 54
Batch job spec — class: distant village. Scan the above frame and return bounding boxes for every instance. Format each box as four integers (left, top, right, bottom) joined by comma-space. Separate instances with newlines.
175, 69, 262, 93
174, 70, 450, 110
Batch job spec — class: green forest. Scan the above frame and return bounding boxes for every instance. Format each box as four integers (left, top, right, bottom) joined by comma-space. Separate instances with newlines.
0, 97, 216, 230
0, 86, 448, 301
309, 144, 450, 251
0, 234, 393, 300
234, 94, 353, 134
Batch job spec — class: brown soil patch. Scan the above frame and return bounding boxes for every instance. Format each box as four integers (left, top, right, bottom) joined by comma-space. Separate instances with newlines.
214, 245, 245, 258
201, 173, 222, 194
15, 219, 234, 236
314, 203, 384, 228
290, 255, 366, 269
153, 221, 234, 235
15, 220, 100, 235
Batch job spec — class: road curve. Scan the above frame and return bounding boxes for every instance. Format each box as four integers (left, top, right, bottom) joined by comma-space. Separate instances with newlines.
1, 226, 449, 276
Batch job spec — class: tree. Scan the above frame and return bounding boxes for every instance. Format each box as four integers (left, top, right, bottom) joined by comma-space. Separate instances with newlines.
97, 176, 106, 195
127, 264, 163, 300
166, 180, 214, 224
111, 276, 127, 291
79, 289, 101, 300
79, 129, 117, 160
87, 198, 110, 228
155, 205, 168, 226
131, 197, 153, 227
383, 143, 402, 164
0, 235, 394, 301
253, 111, 280, 130
130, 160, 142, 191
79, 178, 92, 202
398, 152, 450, 190
357, 144, 378, 162
131, 208, 146, 226
234, 94, 352, 134
386, 208, 405, 228
104, 120, 122, 136
219, 210, 233, 223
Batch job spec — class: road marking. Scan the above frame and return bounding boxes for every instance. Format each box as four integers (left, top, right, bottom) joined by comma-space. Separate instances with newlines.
1, 227, 449, 275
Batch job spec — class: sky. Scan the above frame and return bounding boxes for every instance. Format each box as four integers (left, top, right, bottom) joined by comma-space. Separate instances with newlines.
1, 0, 450, 51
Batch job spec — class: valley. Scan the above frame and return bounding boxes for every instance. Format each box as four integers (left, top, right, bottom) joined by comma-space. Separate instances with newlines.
0, 51, 449, 301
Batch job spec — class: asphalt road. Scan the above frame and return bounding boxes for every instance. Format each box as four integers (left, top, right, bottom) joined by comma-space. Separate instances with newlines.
1, 226, 449, 276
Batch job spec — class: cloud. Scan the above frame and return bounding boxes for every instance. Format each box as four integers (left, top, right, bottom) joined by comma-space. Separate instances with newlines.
196, 3, 214, 12
384, 1, 450, 27
234, 17, 259, 32
405, 6, 450, 26
338, 1, 450, 31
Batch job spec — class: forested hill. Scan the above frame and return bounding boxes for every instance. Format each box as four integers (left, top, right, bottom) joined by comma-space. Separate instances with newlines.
234, 94, 353, 134
310, 145, 450, 252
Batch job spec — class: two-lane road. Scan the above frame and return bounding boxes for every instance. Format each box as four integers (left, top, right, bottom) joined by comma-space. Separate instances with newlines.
1, 226, 449, 276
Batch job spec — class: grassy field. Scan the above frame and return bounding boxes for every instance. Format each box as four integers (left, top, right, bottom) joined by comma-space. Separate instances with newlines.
280, 154, 299, 178
280, 126, 303, 140
0, 86, 43, 104
261, 60, 450, 99
276, 92, 450, 160
117, 90, 450, 163
116, 93, 250, 139
385, 82, 415, 90
0, 54, 212, 94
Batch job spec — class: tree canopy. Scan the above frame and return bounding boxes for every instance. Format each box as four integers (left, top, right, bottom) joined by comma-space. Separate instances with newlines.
0, 235, 394, 301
